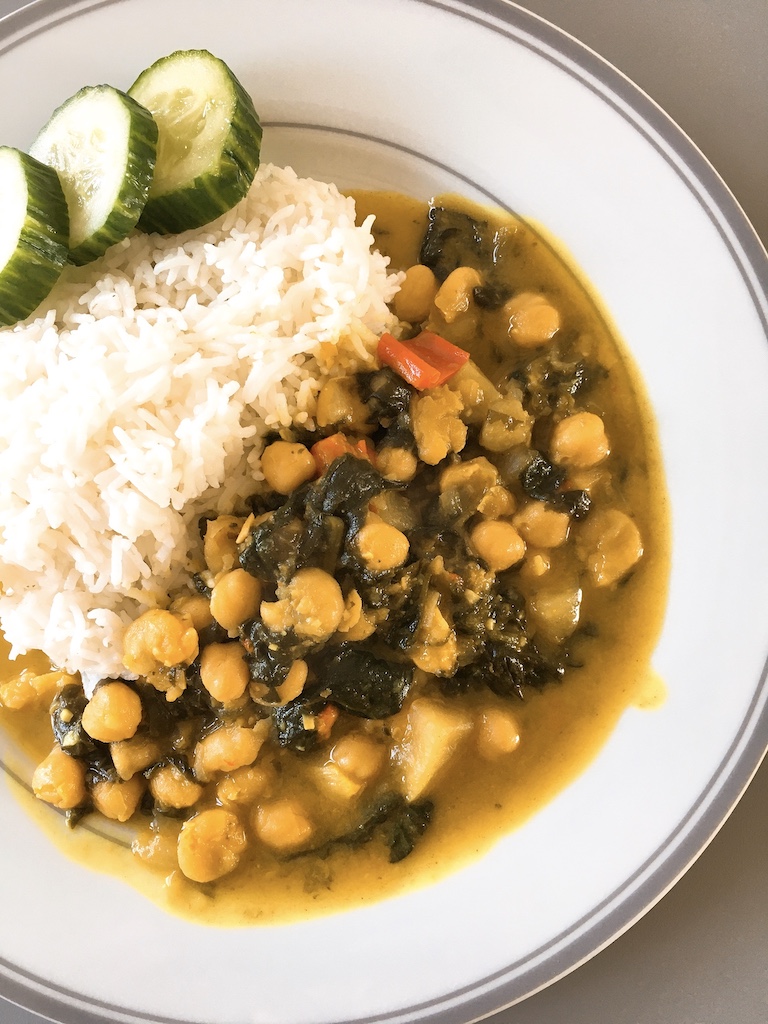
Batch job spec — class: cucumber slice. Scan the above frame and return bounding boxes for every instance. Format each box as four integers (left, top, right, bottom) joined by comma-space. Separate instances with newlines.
0, 147, 69, 327
128, 49, 262, 234
30, 85, 158, 265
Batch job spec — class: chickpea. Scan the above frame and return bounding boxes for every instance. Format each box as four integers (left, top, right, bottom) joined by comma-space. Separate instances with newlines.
132, 818, 180, 872
447, 361, 501, 424
259, 597, 293, 634
477, 485, 516, 518
210, 569, 262, 635
578, 509, 643, 587
504, 291, 561, 347
203, 515, 242, 575
177, 808, 248, 883
0, 668, 73, 711
528, 583, 583, 642
82, 682, 143, 743
235, 512, 257, 545
276, 659, 308, 704
376, 446, 418, 483
412, 635, 458, 676
32, 748, 86, 809
111, 735, 164, 781
433, 266, 482, 323
550, 411, 610, 468
439, 456, 499, 495
355, 521, 410, 573
331, 734, 386, 784
334, 589, 378, 641
520, 550, 551, 581
480, 394, 533, 452
200, 642, 250, 703
217, 762, 277, 805
418, 590, 451, 644
123, 608, 199, 676
253, 798, 314, 852
336, 589, 364, 636
392, 264, 439, 323
411, 386, 467, 465
316, 375, 371, 433
284, 568, 344, 640
317, 762, 364, 800
513, 502, 570, 548
171, 593, 213, 632
368, 489, 416, 532
261, 440, 316, 495
477, 707, 521, 759
0, 673, 34, 711
149, 764, 204, 809
412, 591, 458, 675
339, 606, 377, 643
469, 519, 526, 572
192, 725, 266, 782
91, 776, 145, 822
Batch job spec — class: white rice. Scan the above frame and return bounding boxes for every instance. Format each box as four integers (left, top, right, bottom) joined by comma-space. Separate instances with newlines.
0, 164, 402, 690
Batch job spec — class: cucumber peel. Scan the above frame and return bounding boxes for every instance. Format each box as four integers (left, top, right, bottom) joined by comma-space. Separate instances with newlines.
129, 49, 262, 234
30, 85, 158, 265
0, 147, 69, 327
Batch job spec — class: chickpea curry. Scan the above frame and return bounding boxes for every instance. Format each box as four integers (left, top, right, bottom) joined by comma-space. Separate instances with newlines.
0, 192, 669, 922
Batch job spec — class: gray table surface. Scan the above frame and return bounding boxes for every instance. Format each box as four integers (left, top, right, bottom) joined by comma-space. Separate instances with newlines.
1, 1, 767, 1023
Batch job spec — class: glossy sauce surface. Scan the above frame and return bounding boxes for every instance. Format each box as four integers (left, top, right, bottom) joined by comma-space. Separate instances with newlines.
0, 191, 670, 925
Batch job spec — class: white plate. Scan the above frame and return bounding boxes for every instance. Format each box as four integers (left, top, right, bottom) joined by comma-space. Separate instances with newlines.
1, 2, 767, 1023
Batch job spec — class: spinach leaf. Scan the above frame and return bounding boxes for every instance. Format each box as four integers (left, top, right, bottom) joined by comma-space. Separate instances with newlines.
520, 451, 565, 501
240, 454, 388, 585
473, 282, 512, 310
386, 798, 434, 863
317, 646, 413, 719
271, 693, 328, 752
290, 793, 434, 864
419, 205, 496, 282
50, 684, 98, 759
50, 684, 119, 789
555, 488, 592, 520
243, 618, 312, 691
358, 367, 414, 421
307, 454, 388, 533
296, 514, 345, 577
239, 499, 306, 583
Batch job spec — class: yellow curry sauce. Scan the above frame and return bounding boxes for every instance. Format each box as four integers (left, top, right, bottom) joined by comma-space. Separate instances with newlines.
0, 191, 669, 925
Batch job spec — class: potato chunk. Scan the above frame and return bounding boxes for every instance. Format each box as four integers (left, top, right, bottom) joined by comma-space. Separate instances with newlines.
397, 698, 473, 801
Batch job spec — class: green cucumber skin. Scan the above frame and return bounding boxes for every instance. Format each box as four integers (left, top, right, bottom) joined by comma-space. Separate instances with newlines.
65, 89, 159, 265
0, 150, 69, 328
132, 56, 262, 235
138, 119, 263, 234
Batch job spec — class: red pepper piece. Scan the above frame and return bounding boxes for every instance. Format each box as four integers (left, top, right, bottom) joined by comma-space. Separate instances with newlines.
377, 331, 469, 390
310, 432, 376, 474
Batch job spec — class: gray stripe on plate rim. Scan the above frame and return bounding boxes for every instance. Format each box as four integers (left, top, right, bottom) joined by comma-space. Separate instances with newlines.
0, 2, 766, 1024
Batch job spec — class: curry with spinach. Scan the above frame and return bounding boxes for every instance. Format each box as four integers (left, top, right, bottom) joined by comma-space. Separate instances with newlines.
0, 192, 668, 922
